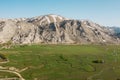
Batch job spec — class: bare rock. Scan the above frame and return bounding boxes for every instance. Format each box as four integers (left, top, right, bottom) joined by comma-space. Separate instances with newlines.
0, 14, 119, 45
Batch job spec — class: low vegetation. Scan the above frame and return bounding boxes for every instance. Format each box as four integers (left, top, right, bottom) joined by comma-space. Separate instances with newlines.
0, 53, 7, 62
0, 45, 120, 80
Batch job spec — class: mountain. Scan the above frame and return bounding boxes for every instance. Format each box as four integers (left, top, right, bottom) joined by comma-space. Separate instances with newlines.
0, 14, 119, 44
107, 26, 120, 33
107, 27, 120, 38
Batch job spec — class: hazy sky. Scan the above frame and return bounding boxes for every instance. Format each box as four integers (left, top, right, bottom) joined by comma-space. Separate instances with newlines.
0, 0, 120, 26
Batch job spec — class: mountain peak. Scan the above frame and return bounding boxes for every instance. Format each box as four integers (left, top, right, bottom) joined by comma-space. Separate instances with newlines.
26, 14, 69, 25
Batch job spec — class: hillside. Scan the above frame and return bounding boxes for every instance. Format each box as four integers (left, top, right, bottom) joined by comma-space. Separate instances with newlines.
107, 27, 120, 38
0, 14, 119, 44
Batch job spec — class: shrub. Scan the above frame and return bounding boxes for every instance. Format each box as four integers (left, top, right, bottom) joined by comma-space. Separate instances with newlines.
92, 59, 104, 64
0, 53, 7, 61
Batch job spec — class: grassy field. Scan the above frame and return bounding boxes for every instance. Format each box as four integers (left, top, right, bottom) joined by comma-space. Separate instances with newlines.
0, 45, 120, 80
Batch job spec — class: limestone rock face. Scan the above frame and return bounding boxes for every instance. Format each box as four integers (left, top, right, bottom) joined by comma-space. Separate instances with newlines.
0, 14, 119, 44
0, 20, 18, 43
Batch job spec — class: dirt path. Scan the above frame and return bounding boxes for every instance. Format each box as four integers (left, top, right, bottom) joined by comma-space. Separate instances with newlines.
0, 59, 25, 80
0, 69, 25, 80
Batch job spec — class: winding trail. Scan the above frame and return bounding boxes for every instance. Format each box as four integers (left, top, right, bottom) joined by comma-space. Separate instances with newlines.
0, 59, 26, 80
0, 70, 25, 80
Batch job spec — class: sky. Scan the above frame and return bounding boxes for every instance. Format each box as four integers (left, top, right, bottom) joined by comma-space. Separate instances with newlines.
0, 0, 120, 27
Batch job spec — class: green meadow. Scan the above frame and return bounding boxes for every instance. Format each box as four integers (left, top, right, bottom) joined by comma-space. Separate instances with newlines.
0, 45, 120, 80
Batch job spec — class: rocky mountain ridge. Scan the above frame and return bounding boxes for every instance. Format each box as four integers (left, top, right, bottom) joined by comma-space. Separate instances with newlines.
107, 27, 120, 38
0, 14, 119, 44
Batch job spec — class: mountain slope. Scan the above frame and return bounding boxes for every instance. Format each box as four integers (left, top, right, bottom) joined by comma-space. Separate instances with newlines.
0, 14, 119, 44
107, 27, 120, 38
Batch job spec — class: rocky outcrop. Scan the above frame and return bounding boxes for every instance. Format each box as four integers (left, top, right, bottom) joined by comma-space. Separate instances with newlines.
0, 14, 119, 44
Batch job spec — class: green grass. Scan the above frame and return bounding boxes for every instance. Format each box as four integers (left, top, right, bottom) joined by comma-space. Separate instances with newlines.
0, 72, 18, 78
0, 45, 120, 80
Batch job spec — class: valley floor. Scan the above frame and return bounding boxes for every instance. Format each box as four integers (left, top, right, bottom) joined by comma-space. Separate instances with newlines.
0, 45, 120, 80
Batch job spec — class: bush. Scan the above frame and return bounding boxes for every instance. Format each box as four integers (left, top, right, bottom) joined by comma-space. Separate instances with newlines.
59, 55, 68, 61
92, 59, 104, 64
0, 53, 7, 61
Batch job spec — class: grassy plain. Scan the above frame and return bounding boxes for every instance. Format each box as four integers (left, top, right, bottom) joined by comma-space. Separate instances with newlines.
0, 45, 120, 80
